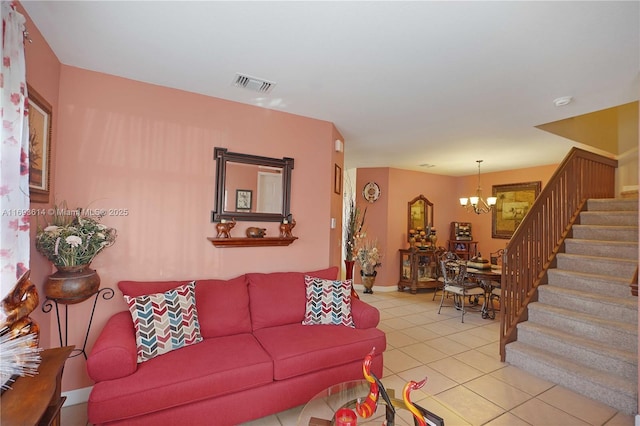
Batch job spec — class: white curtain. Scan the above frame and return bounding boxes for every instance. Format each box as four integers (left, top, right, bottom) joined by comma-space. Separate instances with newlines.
0, 1, 30, 319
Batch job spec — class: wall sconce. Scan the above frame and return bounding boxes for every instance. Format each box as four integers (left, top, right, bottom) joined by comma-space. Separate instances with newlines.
334, 139, 344, 153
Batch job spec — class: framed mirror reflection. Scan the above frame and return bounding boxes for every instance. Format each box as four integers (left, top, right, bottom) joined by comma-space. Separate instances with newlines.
212, 147, 294, 222
407, 195, 434, 241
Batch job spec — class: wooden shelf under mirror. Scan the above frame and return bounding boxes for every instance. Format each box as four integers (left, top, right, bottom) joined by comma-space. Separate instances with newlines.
208, 237, 298, 248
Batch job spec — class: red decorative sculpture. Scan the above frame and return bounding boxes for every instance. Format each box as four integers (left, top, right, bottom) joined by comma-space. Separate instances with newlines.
403, 378, 428, 426
356, 347, 379, 418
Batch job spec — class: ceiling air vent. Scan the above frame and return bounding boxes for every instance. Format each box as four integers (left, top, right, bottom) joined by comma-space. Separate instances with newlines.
233, 73, 276, 94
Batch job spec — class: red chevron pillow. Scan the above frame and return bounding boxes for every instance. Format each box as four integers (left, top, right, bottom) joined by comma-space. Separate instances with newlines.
124, 281, 202, 363
301, 276, 354, 328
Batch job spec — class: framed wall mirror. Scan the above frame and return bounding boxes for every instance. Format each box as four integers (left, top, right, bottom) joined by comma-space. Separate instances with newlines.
212, 147, 294, 222
407, 195, 434, 241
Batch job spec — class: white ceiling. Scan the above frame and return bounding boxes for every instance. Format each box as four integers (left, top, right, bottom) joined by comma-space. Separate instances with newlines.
22, 1, 639, 176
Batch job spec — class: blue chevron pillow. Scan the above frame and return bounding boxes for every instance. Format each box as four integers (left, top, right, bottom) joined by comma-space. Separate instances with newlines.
302, 276, 354, 328
124, 281, 202, 363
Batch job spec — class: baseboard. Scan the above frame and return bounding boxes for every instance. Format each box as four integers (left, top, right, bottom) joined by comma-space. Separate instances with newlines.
62, 386, 92, 406
353, 284, 397, 293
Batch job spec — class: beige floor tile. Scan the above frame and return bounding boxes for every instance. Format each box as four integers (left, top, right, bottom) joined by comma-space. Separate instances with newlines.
415, 396, 472, 426
401, 342, 449, 364
402, 324, 442, 341
383, 348, 423, 373
428, 357, 485, 384
403, 312, 438, 325
484, 411, 532, 426
536, 385, 618, 426
381, 316, 416, 330
424, 336, 473, 356
385, 330, 420, 348
510, 398, 591, 426
464, 375, 533, 410
453, 349, 506, 374
603, 411, 635, 426
489, 365, 554, 396
447, 328, 496, 348
435, 385, 506, 426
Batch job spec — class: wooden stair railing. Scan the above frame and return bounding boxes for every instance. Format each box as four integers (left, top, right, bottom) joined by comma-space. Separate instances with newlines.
499, 148, 618, 361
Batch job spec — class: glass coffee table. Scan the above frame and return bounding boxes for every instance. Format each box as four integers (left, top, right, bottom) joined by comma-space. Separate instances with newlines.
297, 380, 444, 426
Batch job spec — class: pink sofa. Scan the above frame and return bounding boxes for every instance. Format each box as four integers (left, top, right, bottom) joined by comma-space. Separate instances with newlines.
86, 267, 386, 425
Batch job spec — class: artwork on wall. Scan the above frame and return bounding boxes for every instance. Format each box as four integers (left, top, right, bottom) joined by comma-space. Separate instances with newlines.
236, 189, 252, 211
334, 164, 342, 195
492, 181, 541, 239
27, 85, 52, 203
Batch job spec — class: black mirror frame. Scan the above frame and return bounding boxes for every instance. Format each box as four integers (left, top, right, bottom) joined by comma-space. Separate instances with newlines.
211, 147, 294, 223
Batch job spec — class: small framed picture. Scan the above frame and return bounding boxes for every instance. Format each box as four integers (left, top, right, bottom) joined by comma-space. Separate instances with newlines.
236, 189, 252, 211
27, 85, 53, 204
334, 164, 342, 195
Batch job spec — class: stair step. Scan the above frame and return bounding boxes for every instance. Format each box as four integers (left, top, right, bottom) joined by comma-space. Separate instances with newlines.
527, 303, 637, 352
556, 253, 637, 279
572, 224, 638, 242
546, 269, 633, 298
564, 238, 638, 259
516, 322, 637, 379
580, 210, 638, 226
505, 341, 637, 415
587, 199, 639, 212
537, 285, 637, 323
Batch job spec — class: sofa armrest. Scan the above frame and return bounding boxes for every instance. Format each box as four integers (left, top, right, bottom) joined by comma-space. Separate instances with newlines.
86, 311, 138, 382
350, 298, 380, 329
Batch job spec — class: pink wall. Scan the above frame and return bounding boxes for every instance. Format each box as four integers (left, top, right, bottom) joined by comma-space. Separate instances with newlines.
20, 1, 61, 351
354, 164, 558, 290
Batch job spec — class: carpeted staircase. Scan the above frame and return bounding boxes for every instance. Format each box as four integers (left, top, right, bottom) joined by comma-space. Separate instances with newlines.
505, 198, 638, 415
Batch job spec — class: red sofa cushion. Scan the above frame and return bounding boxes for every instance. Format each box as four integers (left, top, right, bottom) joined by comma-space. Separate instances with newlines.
248, 267, 338, 331
86, 311, 138, 382
118, 275, 251, 338
253, 322, 386, 380
88, 334, 273, 424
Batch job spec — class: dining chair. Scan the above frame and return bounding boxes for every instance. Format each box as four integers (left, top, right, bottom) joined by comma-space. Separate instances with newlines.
437, 253, 484, 322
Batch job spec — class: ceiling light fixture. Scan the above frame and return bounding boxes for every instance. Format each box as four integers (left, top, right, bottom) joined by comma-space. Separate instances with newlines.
459, 160, 497, 215
553, 96, 573, 107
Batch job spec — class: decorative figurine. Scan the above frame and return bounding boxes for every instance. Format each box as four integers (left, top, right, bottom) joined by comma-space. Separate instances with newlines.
403, 378, 428, 426
246, 227, 267, 238
356, 348, 379, 418
279, 218, 296, 238
215, 219, 236, 238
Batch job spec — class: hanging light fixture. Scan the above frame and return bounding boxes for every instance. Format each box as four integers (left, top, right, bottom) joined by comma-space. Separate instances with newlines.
460, 160, 497, 214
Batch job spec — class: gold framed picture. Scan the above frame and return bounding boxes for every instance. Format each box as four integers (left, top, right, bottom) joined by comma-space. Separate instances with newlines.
27, 85, 52, 204
492, 181, 541, 239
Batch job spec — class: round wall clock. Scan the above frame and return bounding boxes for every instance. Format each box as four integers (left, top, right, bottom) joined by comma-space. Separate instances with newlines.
362, 182, 381, 203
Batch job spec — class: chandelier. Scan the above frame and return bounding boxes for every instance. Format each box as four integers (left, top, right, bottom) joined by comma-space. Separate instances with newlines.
459, 160, 497, 214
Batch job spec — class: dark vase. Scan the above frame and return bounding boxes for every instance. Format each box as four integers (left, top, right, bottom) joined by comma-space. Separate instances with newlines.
344, 260, 359, 299
360, 270, 377, 294
44, 265, 100, 305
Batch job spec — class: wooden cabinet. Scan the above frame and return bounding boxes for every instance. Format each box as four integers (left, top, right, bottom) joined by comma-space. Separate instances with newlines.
447, 240, 478, 260
1, 346, 73, 426
398, 249, 440, 294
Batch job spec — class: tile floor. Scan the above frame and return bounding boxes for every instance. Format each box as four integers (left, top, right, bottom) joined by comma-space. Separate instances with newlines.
62, 289, 636, 426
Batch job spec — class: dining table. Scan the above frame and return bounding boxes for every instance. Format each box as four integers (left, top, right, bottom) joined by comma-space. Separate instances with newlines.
465, 266, 502, 319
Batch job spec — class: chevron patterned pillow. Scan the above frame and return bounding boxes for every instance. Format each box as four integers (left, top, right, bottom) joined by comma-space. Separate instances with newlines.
302, 275, 354, 328
124, 281, 202, 363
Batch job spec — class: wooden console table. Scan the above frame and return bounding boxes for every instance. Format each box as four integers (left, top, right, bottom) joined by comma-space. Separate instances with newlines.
397, 248, 440, 294
1, 346, 74, 426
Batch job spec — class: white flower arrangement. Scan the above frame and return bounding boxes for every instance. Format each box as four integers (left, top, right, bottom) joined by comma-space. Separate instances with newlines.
355, 239, 382, 275
35, 203, 117, 268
